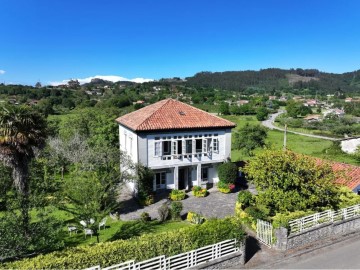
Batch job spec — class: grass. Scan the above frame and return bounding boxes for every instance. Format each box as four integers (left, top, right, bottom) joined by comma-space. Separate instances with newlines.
221, 115, 359, 165
63, 219, 191, 247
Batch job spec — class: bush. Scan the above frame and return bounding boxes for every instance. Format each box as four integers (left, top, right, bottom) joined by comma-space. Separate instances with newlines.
170, 202, 183, 220
244, 206, 268, 221
157, 203, 170, 222
5, 218, 245, 269
237, 191, 254, 209
217, 181, 232, 193
139, 194, 154, 206
271, 210, 315, 230
186, 212, 205, 224
170, 189, 186, 201
217, 162, 238, 184
140, 212, 151, 223
192, 186, 207, 197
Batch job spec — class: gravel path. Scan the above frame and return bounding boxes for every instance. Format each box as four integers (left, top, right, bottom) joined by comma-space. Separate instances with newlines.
262, 110, 339, 141
118, 185, 246, 221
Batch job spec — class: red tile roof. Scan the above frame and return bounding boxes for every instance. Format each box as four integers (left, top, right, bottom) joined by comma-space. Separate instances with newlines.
116, 98, 236, 131
316, 159, 360, 190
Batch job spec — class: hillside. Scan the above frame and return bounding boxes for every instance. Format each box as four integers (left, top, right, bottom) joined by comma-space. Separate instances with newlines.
185, 68, 360, 95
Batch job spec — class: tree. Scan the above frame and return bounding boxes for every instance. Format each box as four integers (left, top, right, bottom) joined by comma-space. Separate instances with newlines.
233, 124, 268, 156
0, 105, 47, 229
256, 107, 269, 121
68, 79, 80, 89
218, 102, 230, 115
218, 162, 238, 184
244, 150, 340, 214
35, 82, 42, 88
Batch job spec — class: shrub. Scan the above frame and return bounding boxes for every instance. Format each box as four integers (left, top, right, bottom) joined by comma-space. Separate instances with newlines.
157, 203, 170, 222
217, 181, 230, 193
139, 194, 154, 206
140, 212, 151, 223
244, 206, 267, 221
271, 210, 315, 230
170, 189, 186, 201
187, 212, 205, 224
218, 162, 238, 184
170, 202, 183, 220
237, 191, 254, 209
5, 218, 245, 269
192, 186, 207, 197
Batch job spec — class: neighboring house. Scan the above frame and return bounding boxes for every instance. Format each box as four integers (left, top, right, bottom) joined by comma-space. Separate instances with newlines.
345, 97, 353, 103
304, 99, 318, 107
316, 159, 360, 194
323, 108, 345, 118
268, 96, 277, 100
304, 114, 321, 122
237, 100, 249, 106
116, 99, 236, 192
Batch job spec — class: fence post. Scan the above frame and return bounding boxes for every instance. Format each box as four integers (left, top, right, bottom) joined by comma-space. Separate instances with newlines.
343, 208, 347, 220
239, 239, 246, 265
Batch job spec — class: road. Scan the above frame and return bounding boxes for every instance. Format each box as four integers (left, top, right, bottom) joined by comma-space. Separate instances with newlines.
269, 236, 360, 269
262, 110, 339, 141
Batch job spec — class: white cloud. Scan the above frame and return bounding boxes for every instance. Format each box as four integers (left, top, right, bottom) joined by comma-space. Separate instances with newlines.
49, 75, 154, 86
0, 70, 5, 75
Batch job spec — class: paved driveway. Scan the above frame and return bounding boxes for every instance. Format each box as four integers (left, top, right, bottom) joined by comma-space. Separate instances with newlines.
118, 186, 240, 221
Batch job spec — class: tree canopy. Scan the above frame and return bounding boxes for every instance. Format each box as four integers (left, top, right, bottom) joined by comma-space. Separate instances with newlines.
233, 123, 267, 156
244, 150, 340, 214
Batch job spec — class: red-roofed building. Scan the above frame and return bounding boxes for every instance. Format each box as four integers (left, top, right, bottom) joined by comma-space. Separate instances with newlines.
316, 159, 360, 193
116, 99, 236, 192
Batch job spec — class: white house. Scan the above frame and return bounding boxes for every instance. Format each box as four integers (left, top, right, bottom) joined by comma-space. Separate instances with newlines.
116, 98, 236, 192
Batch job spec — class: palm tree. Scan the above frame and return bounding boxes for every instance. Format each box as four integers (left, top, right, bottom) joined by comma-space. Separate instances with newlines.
0, 105, 47, 228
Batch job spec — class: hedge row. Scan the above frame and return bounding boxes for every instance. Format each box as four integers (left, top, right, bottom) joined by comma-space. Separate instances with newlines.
5, 218, 245, 269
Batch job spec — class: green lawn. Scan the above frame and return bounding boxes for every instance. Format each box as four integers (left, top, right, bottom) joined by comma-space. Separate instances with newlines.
63, 219, 191, 247
222, 115, 359, 165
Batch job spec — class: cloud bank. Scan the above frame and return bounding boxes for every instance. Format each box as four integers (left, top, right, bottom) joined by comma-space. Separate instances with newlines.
0, 70, 5, 75
49, 75, 154, 86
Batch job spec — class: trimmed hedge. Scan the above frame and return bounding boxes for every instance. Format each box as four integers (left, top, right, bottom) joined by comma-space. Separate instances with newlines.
218, 162, 238, 184
5, 218, 245, 269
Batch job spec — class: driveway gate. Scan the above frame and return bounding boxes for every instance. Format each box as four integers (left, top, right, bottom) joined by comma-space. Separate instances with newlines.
256, 219, 273, 248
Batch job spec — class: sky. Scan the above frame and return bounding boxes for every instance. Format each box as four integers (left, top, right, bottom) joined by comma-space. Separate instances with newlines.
1, 0, 360, 85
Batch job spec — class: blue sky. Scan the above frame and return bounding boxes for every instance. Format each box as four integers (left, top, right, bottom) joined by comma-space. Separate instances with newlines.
1, 0, 360, 85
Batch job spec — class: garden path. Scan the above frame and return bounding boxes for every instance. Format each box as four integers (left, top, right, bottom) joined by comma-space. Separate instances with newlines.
117, 185, 253, 221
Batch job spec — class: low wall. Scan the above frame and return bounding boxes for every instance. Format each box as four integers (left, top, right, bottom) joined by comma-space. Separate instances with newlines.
275, 216, 360, 250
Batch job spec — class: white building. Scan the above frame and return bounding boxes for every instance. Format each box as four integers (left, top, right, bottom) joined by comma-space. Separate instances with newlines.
116, 99, 236, 192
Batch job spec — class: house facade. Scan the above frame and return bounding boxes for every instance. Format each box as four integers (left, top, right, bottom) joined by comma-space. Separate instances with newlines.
116, 99, 236, 192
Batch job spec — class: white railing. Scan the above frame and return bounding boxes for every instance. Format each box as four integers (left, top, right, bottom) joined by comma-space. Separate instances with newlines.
85, 239, 241, 270
288, 204, 360, 235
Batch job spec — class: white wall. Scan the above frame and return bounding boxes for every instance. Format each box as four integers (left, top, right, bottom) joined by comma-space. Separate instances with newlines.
119, 125, 139, 164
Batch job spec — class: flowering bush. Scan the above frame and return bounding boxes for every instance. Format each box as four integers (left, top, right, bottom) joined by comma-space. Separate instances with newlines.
192, 186, 208, 197
170, 189, 186, 201
187, 211, 205, 224
217, 181, 235, 193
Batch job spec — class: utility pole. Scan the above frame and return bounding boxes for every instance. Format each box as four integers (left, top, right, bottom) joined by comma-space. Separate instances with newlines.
283, 124, 287, 150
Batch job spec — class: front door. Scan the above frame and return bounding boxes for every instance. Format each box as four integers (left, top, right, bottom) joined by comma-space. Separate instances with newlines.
178, 168, 187, 190
155, 172, 166, 190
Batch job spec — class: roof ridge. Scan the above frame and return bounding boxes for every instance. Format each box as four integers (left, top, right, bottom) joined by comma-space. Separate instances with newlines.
138, 99, 172, 129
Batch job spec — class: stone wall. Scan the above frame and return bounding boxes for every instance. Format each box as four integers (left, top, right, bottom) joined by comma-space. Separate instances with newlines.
275, 216, 360, 250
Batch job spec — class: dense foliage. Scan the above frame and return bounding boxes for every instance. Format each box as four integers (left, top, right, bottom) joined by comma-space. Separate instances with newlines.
217, 162, 238, 184
4, 218, 245, 269
244, 150, 340, 214
233, 124, 268, 156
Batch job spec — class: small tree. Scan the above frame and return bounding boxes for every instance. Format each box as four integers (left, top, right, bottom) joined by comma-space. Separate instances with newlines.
219, 102, 230, 115
244, 150, 340, 214
218, 162, 238, 184
233, 123, 267, 156
256, 107, 269, 121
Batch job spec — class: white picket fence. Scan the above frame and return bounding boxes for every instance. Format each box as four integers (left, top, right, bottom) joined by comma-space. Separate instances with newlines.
256, 219, 273, 247
85, 239, 242, 270
289, 204, 360, 235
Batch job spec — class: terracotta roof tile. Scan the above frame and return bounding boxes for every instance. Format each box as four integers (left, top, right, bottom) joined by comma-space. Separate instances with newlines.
316, 159, 360, 191
116, 99, 236, 131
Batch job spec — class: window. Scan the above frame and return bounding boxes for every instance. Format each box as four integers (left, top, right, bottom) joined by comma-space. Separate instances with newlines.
177, 140, 182, 154
207, 138, 212, 152
172, 140, 177, 155
162, 141, 171, 155
154, 141, 161, 156
213, 138, 219, 153
201, 167, 208, 182
129, 136, 133, 156
124, 131, 127, 150
195, 139, 202, 153
155, 172, 166, 189
186, 140, 192, 154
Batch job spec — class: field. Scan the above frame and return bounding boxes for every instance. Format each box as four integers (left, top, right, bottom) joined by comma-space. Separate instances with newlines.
222, 115, 359, 165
